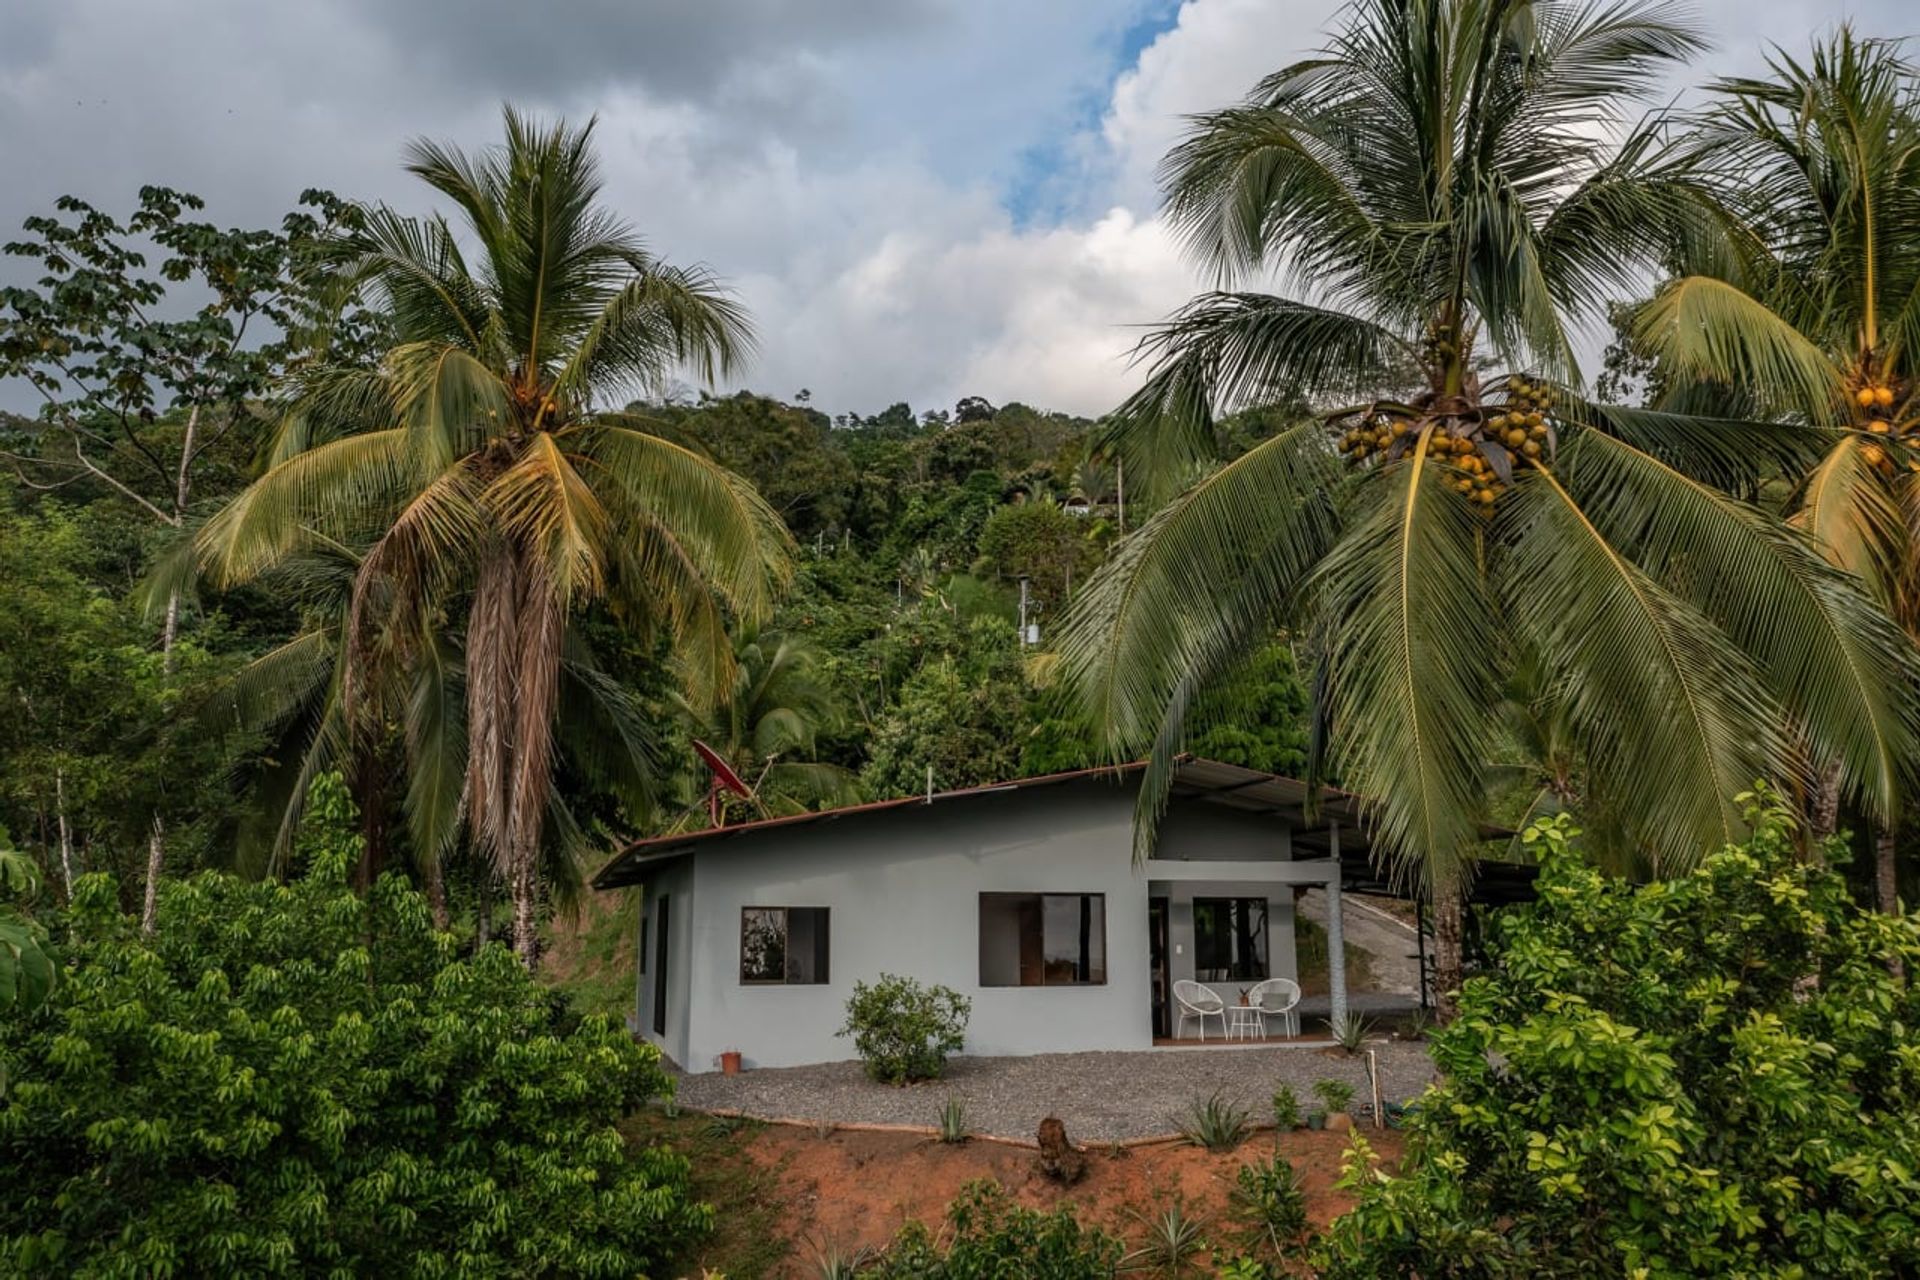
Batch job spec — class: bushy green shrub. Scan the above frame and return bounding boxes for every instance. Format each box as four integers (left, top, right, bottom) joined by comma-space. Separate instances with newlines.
1230, 1152, 1309, 1262
0, 776, 709, 1277
864, 1180, 1123, 1277
1311, 1079, 1354, 1115
1317, 797, 1920, 1278
838, 972, 970, 1083
1269, 1084, 1301, 1131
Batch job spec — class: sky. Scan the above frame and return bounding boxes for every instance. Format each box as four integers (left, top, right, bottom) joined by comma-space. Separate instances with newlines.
0, 0, 1909, 421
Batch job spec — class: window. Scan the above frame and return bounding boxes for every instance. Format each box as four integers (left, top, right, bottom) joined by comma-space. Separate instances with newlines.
740, 907, 830, 984
979, 893, 1106, 986
1193, 897, 1269, 982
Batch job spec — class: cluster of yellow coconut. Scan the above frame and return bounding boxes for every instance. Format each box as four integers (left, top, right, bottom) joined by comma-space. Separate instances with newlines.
1334, 376, 1556, 509
1855, 381, 1906, 471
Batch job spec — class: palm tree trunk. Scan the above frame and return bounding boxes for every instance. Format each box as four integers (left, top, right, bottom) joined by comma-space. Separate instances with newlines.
424, 851, 450, 931
142, 814, 165, 935
1808, 758, 1842, 852
1875, 825, 1899, 914
466, 544, 563, 968
1431, 873, 1465, 1023
475, 873, 493, 952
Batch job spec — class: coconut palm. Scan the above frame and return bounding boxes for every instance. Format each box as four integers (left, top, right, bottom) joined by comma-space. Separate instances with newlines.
1056, 0, 1919, 1014
1631, 30, 1920, 907
675, 630, 861, 827
200, 544, 669, 933
194, 109, 793, 962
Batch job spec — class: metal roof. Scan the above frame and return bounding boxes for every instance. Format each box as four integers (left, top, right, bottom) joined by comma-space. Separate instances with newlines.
590, 756, 1535, 903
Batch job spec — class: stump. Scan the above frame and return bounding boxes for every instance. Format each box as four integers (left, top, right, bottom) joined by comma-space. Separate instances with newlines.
1036, 1115, 1086, 1184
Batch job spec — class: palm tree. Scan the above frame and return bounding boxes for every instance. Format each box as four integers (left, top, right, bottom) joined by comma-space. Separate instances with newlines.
1056, 0, 1919, 1015
676, 630, 860, 827
200, 544, 669, 933
194, 109, 793, 963
1631, 30, 1920, 908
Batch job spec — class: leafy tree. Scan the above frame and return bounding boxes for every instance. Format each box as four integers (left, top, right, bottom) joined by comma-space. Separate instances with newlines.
664, 391, 854, 540
189, 109, 792, 964
977, 499, 1099, 614
1185, 642, 1311, 777
0, 501, 242, 911
0, 186, 371, 650
1632, 30, 1920, 901
1317, 794, 1920, 1278
0, 775, 709, 1275
1057, 0, 1917, 1015
0, 840, 58, 1016
862, 617, 1033, 798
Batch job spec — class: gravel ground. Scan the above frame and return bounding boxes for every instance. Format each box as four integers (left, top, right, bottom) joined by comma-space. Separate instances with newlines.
670, 1040, 1437, 1142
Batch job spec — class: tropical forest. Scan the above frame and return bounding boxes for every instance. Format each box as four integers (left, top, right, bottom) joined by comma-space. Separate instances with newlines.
3, 1, 1919, 1275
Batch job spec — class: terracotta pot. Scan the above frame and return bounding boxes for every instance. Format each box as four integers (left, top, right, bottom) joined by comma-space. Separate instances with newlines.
720, 1050, 742, 1076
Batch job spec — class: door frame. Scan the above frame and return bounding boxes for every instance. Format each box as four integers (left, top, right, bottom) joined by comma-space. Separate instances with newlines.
651, 893, 670, 1036
1149, 896, 1170, 1038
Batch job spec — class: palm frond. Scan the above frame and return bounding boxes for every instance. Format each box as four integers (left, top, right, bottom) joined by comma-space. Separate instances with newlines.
1103, 295, 1409, 498
195, 429, 414, 587
1564, 430, 1918, 824
403, 625, 468, 879
1496, 464, 1782, 866
1056, 423, 1338, 764
1794, 437, 1906, 594
1633, 276, 1846, 418
1311, 433, 1498, 889
575, 422, 793, 622
487, 433, 609, 606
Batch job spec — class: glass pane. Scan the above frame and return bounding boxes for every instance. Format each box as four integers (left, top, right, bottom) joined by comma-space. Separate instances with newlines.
1194, 898, 1269, 982
741, 908, 787, 982
978, 893, 1029, 986
786, 908, 828, 984
1042, 894, 1105, 985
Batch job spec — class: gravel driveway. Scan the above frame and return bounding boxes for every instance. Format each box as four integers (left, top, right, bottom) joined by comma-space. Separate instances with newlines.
670, 1040, 1437, 1142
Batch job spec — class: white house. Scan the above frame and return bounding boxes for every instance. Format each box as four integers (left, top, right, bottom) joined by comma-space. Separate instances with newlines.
591, 758, 1526, 1072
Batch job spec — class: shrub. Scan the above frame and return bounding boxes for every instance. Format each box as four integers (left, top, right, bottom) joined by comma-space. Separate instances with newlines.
865, 1181, 1123, 1278
1312, 1078, 1355, 1116
1316, 797, 1920, 1278
1177, 1088, 1253, 1151
838, 972, 970, 1083
1269, 1084, 1301, 1132
1230, 1152, 1309, 1260
0, 776, 709, 1276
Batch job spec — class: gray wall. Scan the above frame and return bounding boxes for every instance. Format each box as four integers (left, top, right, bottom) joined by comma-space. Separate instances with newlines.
632, 777, 1310, 1071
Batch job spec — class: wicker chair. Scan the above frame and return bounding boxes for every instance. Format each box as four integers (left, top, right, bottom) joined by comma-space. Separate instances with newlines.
1173, 979, 1227, 1040
1248, 977, 1302, 1038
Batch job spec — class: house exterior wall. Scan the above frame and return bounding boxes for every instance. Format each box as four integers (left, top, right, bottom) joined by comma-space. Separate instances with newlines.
634, 857, 697, 1069
631, 777, 1314, 1071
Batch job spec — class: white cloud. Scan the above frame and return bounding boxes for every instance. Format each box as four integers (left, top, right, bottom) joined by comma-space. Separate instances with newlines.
2, 0, 1911, 422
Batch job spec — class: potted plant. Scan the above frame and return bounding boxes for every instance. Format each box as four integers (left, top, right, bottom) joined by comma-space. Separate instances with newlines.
719, 1049, 743, 1076
1313, 1079, 1355, 1133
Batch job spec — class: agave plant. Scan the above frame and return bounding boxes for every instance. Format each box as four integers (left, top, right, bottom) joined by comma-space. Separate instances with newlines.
192, 109, 792, 963
1058, 0, 1919, 1014
1632, 29, 1920, 906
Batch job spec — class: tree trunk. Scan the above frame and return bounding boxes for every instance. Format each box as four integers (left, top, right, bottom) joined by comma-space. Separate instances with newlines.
142, 814, 165, 935
1431, 875, 1465, 1023
424, 851, 450, 932
1875, 826, 1899, 914
1807, 759, 1842, 852
466, 545, 563, 969
475, 874, 493, 952
54, 767, 76, 899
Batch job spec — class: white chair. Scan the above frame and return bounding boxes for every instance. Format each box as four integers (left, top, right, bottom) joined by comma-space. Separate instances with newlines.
1173, 980, 1227, 1040
1248, 978, 1302, 1039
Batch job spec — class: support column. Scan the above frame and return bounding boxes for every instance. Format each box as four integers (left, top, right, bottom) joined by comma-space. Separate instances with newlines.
1327, 823, 1348, 1029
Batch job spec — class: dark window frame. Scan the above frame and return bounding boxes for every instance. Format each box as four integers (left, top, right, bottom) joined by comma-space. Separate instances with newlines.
978, 891, 1108, 987
738, 906, 831, 985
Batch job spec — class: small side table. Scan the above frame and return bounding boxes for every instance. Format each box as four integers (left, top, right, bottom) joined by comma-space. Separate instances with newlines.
1228, 1004, 1263, 1041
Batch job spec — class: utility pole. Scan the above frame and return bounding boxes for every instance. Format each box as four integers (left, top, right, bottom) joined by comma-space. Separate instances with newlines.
1018, 578, 1030, 648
